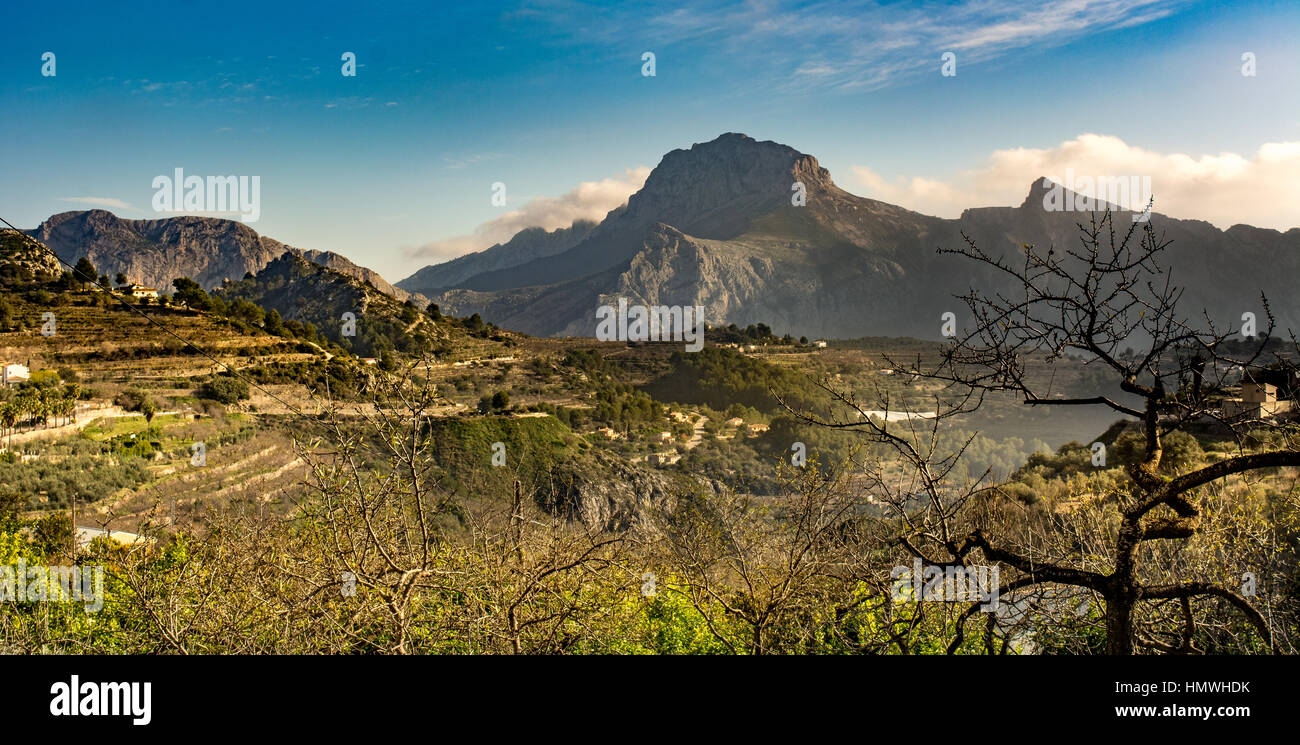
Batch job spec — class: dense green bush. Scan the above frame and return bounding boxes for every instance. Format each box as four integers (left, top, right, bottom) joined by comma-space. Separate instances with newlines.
198, 375, 251, 404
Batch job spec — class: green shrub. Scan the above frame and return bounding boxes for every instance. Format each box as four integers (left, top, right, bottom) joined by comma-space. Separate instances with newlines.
198, 376, 251, 404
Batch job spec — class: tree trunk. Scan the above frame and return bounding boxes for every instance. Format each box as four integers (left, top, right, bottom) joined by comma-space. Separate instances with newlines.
1105, 591, 1135, 654
1106, 521, 1142, 654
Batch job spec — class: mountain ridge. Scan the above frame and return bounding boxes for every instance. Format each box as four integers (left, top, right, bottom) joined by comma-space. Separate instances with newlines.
400, 133, 1300, 339
27, 209, 427, 308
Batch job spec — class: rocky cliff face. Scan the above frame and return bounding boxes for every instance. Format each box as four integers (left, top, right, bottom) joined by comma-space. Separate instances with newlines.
31, 210, 288, 290
429, 134, 850, 296
413, 133, 1300, 339
28, 210, 423, 306
615, 132, 838, 239
539, 449, 712, 533
293, 248, 427, 307
0, 230, 64, 282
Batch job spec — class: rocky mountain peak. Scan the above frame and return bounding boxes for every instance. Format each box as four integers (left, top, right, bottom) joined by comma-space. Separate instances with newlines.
629, 133, 833, 216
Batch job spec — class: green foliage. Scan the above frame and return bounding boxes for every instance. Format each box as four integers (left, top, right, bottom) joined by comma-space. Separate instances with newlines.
172, 277, 213, 310
0, 296, 16, 331
242, 358, 365, 399
73, 257, 97, 288
228, 298, 265, 326
198, 375, 251, 405
711, 322, 778, 346
1113, 429, 1205, 474
644, 347, 828, 415
560, 349, 665, 428
218, 255, 429, 358
0, 446, 152, 510
264, 308, 285, 335
422, 415, 577, 504
114, 388, 154, 414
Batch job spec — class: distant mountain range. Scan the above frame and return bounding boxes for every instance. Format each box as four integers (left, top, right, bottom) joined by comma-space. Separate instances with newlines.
27, 210, 427, 307
398, 133, 1300, 339
25, 133, 1300, 341
400, 219, 599, 295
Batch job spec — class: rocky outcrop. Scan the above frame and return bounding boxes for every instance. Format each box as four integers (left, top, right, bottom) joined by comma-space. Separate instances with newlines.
31, 210, 288, 291
0, 230, 64, 282
28, 210, 422, 305
539, 449, 709, 533
414, 133, 1300, 339
294, 248, 427, 307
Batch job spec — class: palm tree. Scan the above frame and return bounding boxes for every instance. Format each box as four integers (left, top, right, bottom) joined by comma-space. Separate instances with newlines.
38, 389, 54, 428
0, 402, 16, 448
13, 390, 35, 431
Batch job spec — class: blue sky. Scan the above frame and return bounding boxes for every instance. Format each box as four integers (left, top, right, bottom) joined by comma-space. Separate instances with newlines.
2, 0, 1297, 282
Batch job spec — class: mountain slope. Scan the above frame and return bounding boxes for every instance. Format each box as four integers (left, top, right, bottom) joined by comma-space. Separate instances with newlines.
29, 210, 426, 306
398, 219, 598, 297
407, 133, 1300, 339
218, 253, 439, 358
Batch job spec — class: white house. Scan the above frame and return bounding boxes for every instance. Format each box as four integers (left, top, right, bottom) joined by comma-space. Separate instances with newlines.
649, 451, 681, 467
117, 283, 159, 299
1, 363, 29, 385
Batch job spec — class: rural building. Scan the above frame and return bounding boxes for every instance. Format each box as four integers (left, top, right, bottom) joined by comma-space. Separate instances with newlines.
813, 340, 828, 348
1, 363, 30, 385
76, 526, 153, 549
649, 451, 681, 467
117, 283, 159, 299
1223, 382, 1292, 420
747, 423, 770, 435
726, 417, 744, 427
595, 427, 620, 439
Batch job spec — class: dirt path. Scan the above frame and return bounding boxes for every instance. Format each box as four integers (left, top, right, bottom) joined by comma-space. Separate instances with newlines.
684, 415, 709, 450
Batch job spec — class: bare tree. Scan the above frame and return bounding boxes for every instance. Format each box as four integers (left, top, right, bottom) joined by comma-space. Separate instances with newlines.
288, 354, 631, 654
879, 211, 1300, 654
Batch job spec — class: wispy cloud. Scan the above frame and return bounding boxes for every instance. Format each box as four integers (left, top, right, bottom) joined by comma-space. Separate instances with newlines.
58, 196, 131, 209
849, 133, 1300, 230
408, 166, 651, 261
323, 96, 374, 109
515, 0, 1188, 91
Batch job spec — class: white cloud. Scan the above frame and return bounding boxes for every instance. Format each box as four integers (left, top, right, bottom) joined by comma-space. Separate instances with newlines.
409, 166, 651, 261
58, 196, 131, 209
518, 0, 1187, 91
849, 134, 1300, 230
